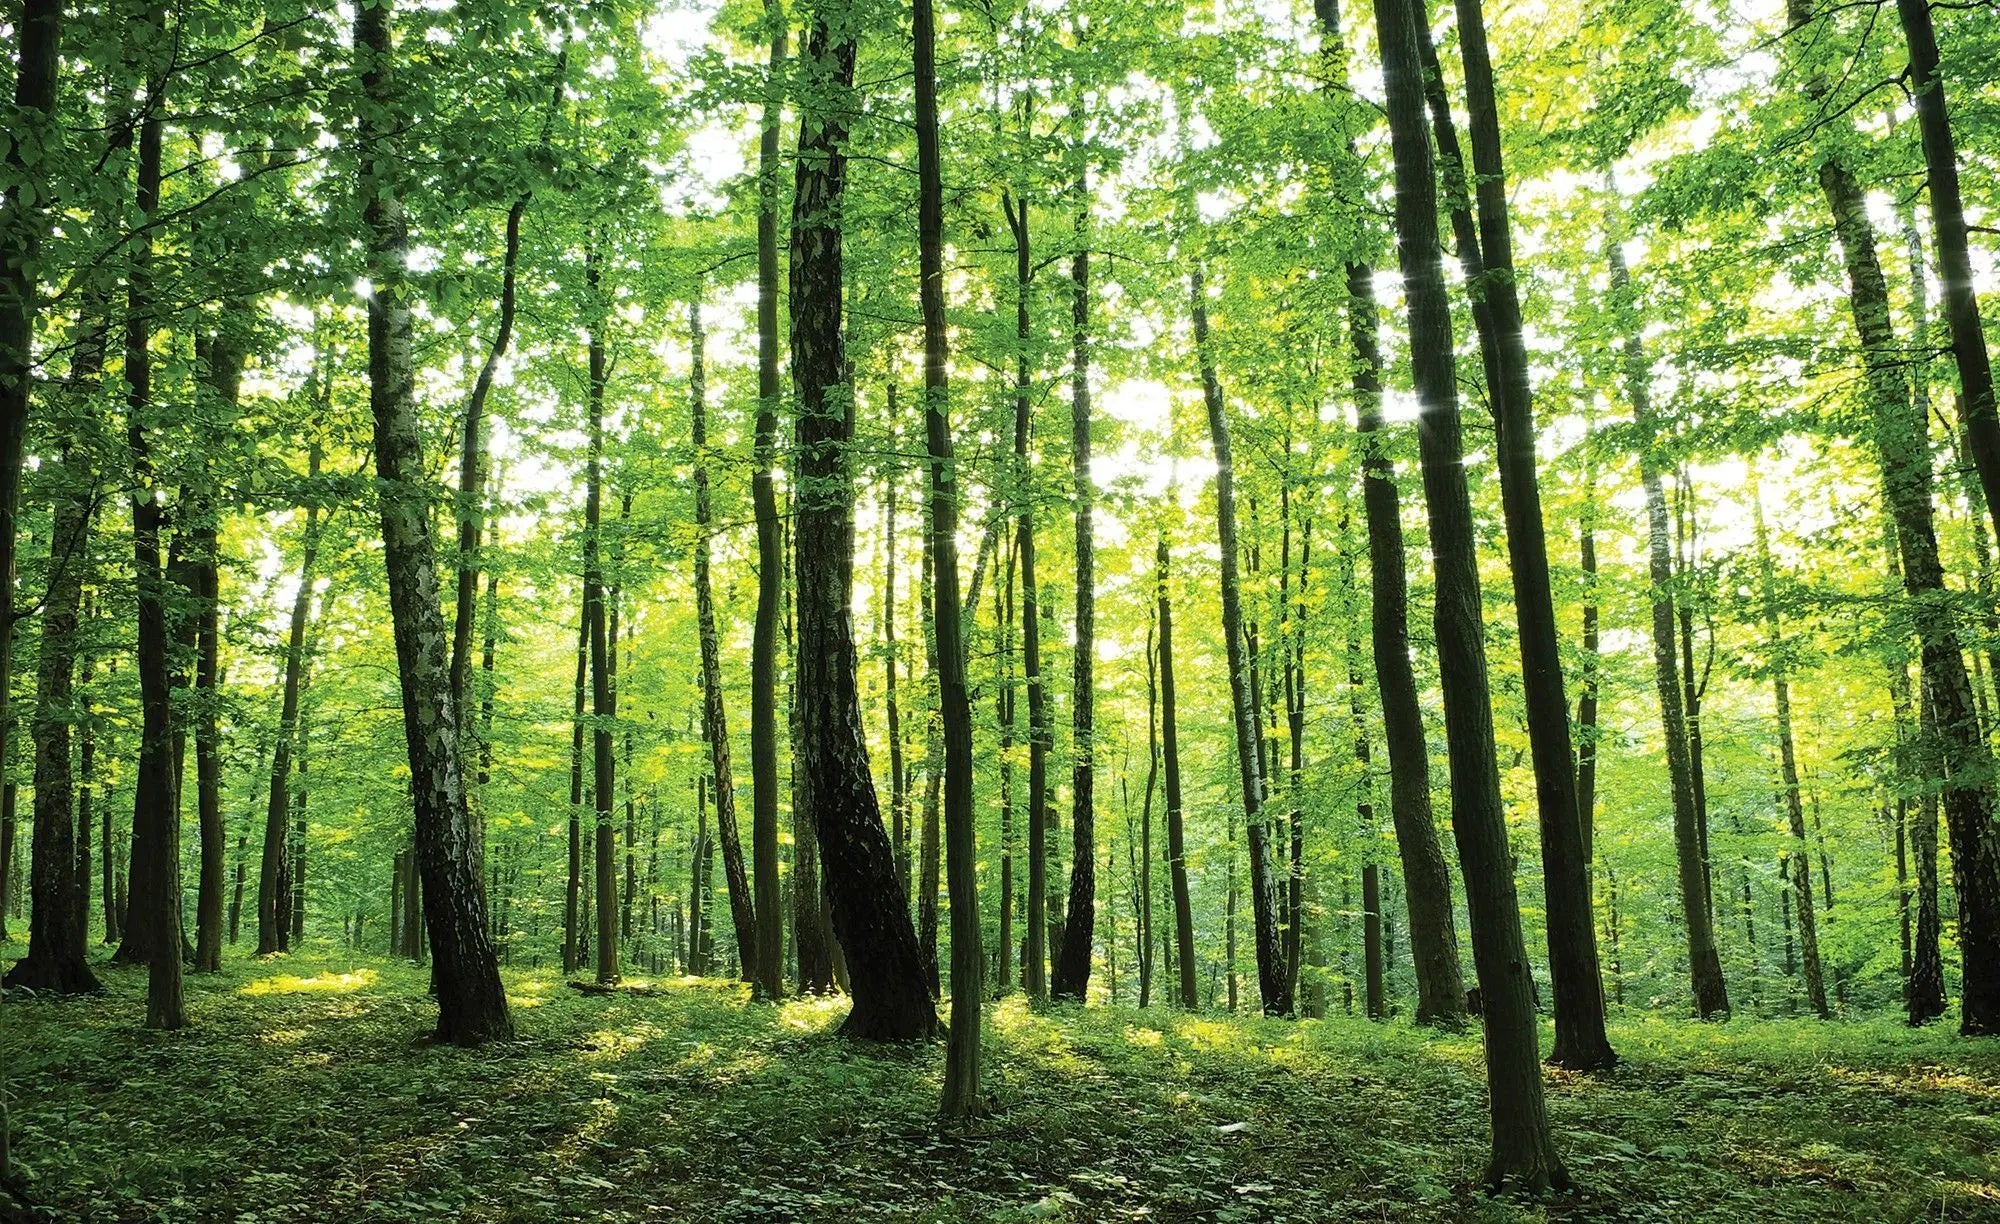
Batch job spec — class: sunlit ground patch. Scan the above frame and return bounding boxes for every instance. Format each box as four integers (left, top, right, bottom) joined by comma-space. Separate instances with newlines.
237, 969, 381, 997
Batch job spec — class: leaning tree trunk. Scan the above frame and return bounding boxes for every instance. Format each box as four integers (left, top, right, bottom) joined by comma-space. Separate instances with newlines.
1608, 235, 1730, 1021
1190, 263, 1290, 1017
913, 0, 983, 1111
1750, 467, 1830, 1018
1436, 0, 1612, 1070
3, 449, 100, 996
1372, 0, 1565, 1186
259, 448, 321, 955
1312, 0, 1467, 1027
789, 0, 936, 1040
357, 0, 511, 1045
1052, 201, 1096, 1002
1818, 154, 2000, 1035
688, 295, 760, 992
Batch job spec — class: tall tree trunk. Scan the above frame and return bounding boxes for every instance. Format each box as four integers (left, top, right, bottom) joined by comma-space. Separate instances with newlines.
687, 296, 756, 991
4, 449, 100, 994
1674, 479, 1716, 920
1053, 201, 1096, 1002
996, 533, 1018, 994
1314, 0, 1467, 1028
916, 507, 943, 995
1155, 536, 1200, 1009
0, 0, 63, 821
357, 0, 511, 1044
1003, 193, 1051, 1002
913, 0, 983, 1110
1608, 235, 1730, 1021
1910, 691, 1947, 1024
1750, 465, 1829, 1018
1818, 155, 2000, 1034
884, 460, 910, 894
259, 449, 321, 955
290, 665, 313, 944
124, 100, 184, 1029
1575, 412, 1600, 863
1137, 620, 1159, 1009
1373, 0, 1565, 1185
584, 252, 620, 987
1894, 0, 2000, 547
752, 7, 799, 1000
790, 0, 936, 1040
1190, 263, 1289, 1017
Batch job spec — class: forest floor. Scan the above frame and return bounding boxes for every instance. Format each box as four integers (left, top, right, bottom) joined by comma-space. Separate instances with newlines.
1, 946, 1997, 1222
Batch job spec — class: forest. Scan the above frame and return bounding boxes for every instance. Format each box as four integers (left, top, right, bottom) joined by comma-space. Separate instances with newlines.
0, 0, 1998, 1214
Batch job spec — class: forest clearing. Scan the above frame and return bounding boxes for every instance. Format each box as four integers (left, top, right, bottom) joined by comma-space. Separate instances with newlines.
3, 0, 2000, 1212
4, 950, 1998, 1221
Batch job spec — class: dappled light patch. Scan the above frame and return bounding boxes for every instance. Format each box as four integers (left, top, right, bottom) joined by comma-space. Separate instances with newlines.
237, 968, 380, 997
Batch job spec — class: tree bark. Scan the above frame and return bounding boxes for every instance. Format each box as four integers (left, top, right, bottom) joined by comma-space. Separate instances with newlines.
260, 447, 320, 955
358, 0, 511, 1044
789, 0, 937, 1040
565, 610, 586, 974
1372, 0, 1564, 1185
1154, 536, 1200, 1010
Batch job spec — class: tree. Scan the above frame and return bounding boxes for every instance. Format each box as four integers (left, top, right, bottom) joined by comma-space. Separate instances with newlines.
1371, 0, 1565, 1185
356, 0, 511, 1044
1052, 196, 1096, 1003
789, 0, 937, 1040
260, 447, 321, 956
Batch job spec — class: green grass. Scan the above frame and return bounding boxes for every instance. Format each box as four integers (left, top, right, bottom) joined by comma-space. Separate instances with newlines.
3, 943, 1997, 1221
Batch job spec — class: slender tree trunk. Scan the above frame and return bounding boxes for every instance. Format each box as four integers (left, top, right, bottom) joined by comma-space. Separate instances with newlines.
290, 662, 314, 944
884, 461, 910, 894
1674, 481, 1716, 920
1315, 0, 1467, 1029
1053, 200, 1096, 1002
1137, 623, 1159, 1009
584, 253, 622, 986
916, 509, 943, 996
357, 0, 511, 1043
1003, 193, 1052, 1002
1750, 466, 1829, 1018
1576, 412, 1600, 863
1373, 0, 1564, 1184
1608, 235, 1730, 1020
1910, 691, 1947, 1024
1154, 537, 1200, 1010
1190, 263, 1289, 1017
914, 0, 983, 1109
996, 533, 1018, 995
1818, 155, 2000, 1033
260, 449, 321, 955
790, 0, 936, 1039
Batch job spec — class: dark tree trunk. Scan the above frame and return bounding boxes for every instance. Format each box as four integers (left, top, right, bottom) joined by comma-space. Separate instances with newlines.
565, 611, 586, 974
1155, 537, 1200, 1010
1053, 201, 1096, 1002
358, 0, 511, 1044
1910, 692, 1947, 1024
260, 448, 320, 955
1818, 155, 2000, 1034
912, 0, 984, 1109
4, 450, 100, 995
1314, 0, 1467, 1029
1575, 411, 1600, 862
1190, 263, 1289, 1017
290, 670, 313, 944
0, 0, 63, 819
1609, 237, 1730, 1021
1750, 469, 1829, 1018
1372, 0, 1564, 1185
789, 1, 936, 1040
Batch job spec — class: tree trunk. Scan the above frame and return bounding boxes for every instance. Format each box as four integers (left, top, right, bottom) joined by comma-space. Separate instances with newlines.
1154, 536, 1200, 1010
4, 449, 100, 995
1893, 0, 2000, 548
1750, 466, 1829, 1018
1910, 691, 1947, 1024
1372, 0, 1564, 1185
1818, 155, 2000, 1034
912, 0, 984, 1109
1575, 410, 1600, 862
358, 0, 511, 1044
789, 1, 936, 1040
1314, 0, 1467, 1029
260, 447, 321, 955
584, 252, 621, 987
290, 667, 313, 945
1053, 200, 1096, 1002
1190, 263, 1289, 1017
565, 610, 586, 975
1608, 235, 1730, 1021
